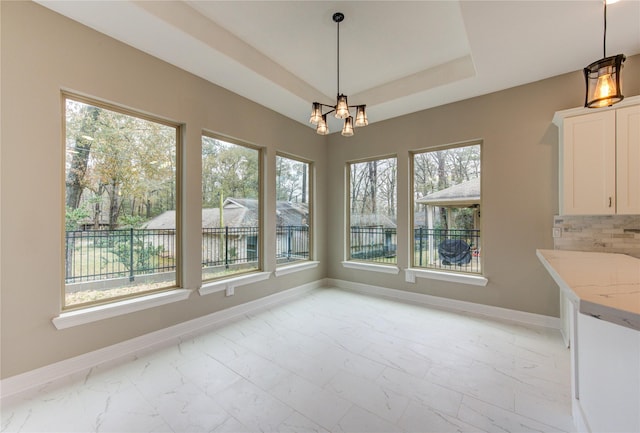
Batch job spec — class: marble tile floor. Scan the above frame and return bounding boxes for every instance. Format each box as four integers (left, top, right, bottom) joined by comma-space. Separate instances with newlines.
1, 288, 573, 433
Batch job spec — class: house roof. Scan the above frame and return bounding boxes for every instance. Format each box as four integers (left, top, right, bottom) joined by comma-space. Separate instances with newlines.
142, 210, 177, 230
417, 177, 480, 207
276, 201, 309, 226
143, 198, 308, 229
350, 213, 397, 229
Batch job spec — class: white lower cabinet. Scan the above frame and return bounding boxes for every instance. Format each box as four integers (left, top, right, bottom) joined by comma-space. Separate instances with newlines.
575, 313, 640, 432
540, 250, 640, 432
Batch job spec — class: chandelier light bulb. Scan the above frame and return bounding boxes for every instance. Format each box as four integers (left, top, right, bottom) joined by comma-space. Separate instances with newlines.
355, 105, 368, 127
316, 114, 329, 135
594, 73, 615, 103
341, 116, 354, 136
335, 95, 349, 119
309, 102, 322, 125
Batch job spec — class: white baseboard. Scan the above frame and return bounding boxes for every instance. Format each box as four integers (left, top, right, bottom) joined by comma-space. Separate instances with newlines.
0, 279, 324, 400
1, 277, 560, 399
326, 278, 561, 330
573, 398, 591, 433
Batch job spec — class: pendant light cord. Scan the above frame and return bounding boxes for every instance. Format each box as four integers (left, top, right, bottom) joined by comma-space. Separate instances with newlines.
603, 0, 607, 58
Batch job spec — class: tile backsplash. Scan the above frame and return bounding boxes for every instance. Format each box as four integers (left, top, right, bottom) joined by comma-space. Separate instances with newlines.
553, 215, 640, 258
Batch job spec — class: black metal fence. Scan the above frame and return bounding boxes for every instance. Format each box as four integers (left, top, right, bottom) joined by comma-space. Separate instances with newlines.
66, 225, 311, 283
202, 226, 260, 268
276, 225, 310, 262
66, 226, 480, 283
347, 226, 481, 273
65, 228, 176, 283
414, 227, 481, 273
349, 226, 397, 264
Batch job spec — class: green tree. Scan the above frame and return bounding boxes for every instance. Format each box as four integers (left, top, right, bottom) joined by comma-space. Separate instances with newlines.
202, 137, 259, 208
65, 206, 90, 231
105, 232, 165, 277
65, 102, 100, 209
350, 157, 396, 220
276, 156, 307, 203
65, 98, 176, 229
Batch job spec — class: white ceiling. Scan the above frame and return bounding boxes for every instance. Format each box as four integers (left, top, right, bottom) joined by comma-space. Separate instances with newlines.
37, 1, 640, 132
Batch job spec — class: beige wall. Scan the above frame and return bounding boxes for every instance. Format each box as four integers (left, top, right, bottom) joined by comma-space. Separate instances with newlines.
2, 1, 639, 379
0, 2, 327, 379
325, 56, 640, 317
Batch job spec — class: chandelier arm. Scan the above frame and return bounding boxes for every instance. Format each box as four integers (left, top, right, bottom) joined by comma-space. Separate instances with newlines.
320, 107, 336, 116
316, 103, 337, 113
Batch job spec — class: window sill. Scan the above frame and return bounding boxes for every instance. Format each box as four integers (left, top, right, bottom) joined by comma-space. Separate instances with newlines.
52, 289, 191, 330
275, 261, 319, 277
199, 271, 271, 296
405, 268, 488, 286
341, 261, 400, 274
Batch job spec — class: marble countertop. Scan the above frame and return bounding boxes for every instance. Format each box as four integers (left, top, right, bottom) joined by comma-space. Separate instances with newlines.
537, 249, 640, 331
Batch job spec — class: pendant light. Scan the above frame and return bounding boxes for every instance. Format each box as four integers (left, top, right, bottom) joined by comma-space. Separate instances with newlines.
309, 12, 368, 136
584, 0, 626, 108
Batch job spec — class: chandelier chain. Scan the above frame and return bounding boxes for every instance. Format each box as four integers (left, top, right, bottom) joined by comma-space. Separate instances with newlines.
336, 18, 340, 96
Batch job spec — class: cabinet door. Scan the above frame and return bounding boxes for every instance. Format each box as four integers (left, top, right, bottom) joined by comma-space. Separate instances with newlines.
616, 105, 640, 214
561, 111, 616, 215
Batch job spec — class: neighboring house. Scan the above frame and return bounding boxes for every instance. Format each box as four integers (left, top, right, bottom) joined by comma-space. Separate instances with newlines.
78, 215, 110, 231
143, 198, 309, 263
350, 213, 397, 259
416, 177, 480, 231
415, 177, 481, 266
413, 211, 427, 228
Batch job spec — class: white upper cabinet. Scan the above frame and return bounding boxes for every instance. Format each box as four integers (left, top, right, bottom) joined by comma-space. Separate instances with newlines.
561, 110, 616, 215
616, 105, 640, 214
554, 97, 640, 215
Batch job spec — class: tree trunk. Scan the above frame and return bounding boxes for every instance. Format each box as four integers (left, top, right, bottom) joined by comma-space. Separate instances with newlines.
65, 106, 100, 209
301, 166, 307, 204
437, 155, 448, 230
368, 161, 377, 214
108, 179, 121, 230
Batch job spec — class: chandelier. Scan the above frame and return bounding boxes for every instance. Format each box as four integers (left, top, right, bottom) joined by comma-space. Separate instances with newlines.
309, 12, 368, 136
583, 0, 625, 108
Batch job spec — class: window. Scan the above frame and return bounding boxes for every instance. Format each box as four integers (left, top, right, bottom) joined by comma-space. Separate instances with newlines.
201, 134, 261, 281
347, 156, 397, 264
63, 94, 179, 309
275, 154, 312, 265
412, 142, 481, 274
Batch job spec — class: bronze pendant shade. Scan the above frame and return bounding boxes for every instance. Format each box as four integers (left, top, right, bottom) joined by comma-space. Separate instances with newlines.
583, 1, 626, 108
